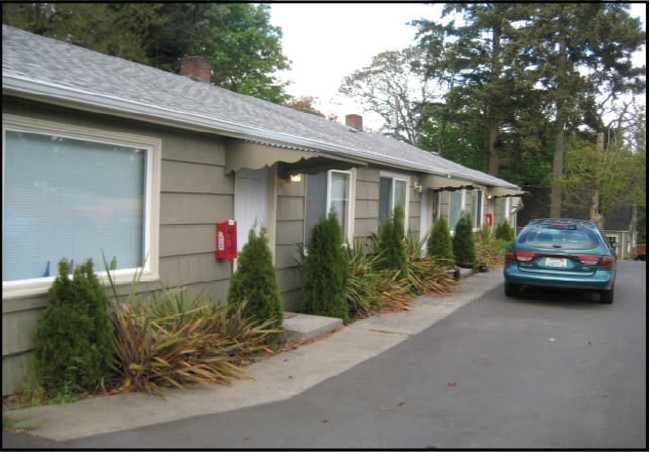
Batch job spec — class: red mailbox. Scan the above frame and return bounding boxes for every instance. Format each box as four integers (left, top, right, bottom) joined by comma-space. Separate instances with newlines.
216, 220, 237, 260
485, 213, 493, 226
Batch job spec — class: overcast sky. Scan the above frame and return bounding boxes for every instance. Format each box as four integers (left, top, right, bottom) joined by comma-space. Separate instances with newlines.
270, 3, 440, 129
270, 3, 647, 131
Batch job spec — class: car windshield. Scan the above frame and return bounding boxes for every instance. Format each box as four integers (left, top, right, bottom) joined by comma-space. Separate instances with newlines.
517, 227, 600, 250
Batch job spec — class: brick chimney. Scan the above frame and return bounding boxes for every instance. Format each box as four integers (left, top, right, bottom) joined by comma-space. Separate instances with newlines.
180, 56, 212, 83
345, 114, 363, 131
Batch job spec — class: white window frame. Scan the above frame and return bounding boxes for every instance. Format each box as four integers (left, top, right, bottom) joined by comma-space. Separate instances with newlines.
378, 172, 410, 234
325, 169, 356, 245
2, 114, 161, 298
304, 169, 356, 246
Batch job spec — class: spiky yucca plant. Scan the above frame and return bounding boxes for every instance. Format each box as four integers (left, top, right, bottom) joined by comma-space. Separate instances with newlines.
475, 224, 501, 268
104, 258, 281, 396
405, 234, 458, 296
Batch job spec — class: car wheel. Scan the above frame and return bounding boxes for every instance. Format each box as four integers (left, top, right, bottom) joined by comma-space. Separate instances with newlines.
505, 282, 520, 297
599, 287, 614, 304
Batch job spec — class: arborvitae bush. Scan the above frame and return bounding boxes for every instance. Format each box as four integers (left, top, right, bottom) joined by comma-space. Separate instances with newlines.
495, 219, 515, 242
227, 226, 284, 343
33, 259, 113, 395
302, 210, 349, 323
427, 215, 454, 266
375, 204, 408, 278
452, 213, 476, 268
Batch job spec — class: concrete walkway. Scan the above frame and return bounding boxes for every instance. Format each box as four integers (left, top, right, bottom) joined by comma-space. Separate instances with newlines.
3, 268, 503, 443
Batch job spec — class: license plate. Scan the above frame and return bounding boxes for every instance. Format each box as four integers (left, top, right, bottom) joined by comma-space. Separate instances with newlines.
545, 257, 567, 268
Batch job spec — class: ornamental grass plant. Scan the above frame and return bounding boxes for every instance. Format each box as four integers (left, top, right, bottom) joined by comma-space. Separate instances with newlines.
405, 234, 458, 296
475, 224, 502, 268
104, 259, 281, 396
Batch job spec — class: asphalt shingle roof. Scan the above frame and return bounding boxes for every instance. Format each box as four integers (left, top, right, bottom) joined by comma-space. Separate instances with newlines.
2, 24, 519, 191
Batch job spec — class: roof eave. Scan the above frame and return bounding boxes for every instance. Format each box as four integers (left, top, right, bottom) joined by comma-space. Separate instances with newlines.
3, 75, 521, 191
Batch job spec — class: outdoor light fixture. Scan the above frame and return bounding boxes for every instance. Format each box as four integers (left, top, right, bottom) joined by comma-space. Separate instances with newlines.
413, 182, 423, 193
289, 174, 302, 183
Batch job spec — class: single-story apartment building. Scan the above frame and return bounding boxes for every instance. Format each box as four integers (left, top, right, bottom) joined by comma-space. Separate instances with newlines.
2, 24, 523, 395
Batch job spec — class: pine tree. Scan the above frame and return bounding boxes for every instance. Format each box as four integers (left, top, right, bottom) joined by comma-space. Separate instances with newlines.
227, 227, 284, 341
302, 210, 349, 322
452, 214, 476, 268
427, 215, 454, 266
33, 259, 114, 394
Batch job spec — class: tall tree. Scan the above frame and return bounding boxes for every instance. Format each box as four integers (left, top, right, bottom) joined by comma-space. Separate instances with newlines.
563, 109, 647, 228
3, 3, 291, 103
2, 3, 163, 64
414, 3, 525, 175
513, 3, 645, 216
339, 47, 436, 144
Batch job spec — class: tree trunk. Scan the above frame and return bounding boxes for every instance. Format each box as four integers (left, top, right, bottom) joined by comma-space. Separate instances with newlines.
487, 21, 501, 176
590, 132, 605, 229
488, 123, 499, 176
550, 35, 567, 218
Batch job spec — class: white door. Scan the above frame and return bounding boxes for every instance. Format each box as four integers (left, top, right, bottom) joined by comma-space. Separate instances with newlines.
234, 168, 270, 254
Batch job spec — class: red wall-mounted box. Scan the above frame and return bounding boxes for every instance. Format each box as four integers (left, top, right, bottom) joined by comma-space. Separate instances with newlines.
216, 220, 237, 260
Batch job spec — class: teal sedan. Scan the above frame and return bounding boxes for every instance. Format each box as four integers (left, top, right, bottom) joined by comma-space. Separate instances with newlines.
503, 218, 617, 303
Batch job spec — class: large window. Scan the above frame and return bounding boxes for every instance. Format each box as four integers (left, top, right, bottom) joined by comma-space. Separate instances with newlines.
305, 170, 354, 244
3, 117, 160, 296
378, 175, 408, 227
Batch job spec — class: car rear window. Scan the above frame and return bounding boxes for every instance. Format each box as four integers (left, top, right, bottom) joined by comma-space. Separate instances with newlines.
517, 227, 600, 250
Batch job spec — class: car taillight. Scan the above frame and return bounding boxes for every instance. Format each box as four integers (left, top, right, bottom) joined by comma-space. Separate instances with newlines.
577, 255, 615, 266
599, 256, 615, 266
578, 255, 600, 266
505, 250, 515, 261
514, 251, 536, 262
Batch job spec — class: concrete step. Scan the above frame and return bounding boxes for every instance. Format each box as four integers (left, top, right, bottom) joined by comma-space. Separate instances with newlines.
282, 312, 343, 343
281, 268, 477, 343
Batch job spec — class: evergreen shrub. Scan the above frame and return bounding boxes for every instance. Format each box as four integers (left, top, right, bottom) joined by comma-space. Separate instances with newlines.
227, 226, 284, 343
452, 213, 476, 268
495, 220, 515, 242
427, 215, 455, 266
302, 210, 349, 323
375, 204, 408, 278
33, 259, 113, 395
